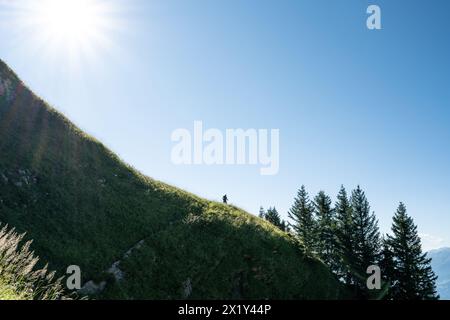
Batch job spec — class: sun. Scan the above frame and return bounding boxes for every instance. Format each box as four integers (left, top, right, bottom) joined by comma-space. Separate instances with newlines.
38, 0, 102, 41
6, 0, 120, 69
33, 0, 114, 50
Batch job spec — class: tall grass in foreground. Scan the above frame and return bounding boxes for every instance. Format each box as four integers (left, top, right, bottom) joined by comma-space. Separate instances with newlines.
0, 224, 65, 300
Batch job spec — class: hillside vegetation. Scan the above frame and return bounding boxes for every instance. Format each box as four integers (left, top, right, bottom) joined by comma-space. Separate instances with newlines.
0, 224, 64, 300
0, 59, 347, 299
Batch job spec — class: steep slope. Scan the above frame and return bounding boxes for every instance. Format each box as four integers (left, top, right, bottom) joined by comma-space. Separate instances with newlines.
428, 248, 450, 300
0, 59, 347, 299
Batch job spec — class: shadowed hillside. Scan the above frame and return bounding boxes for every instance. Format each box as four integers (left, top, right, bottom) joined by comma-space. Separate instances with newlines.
0, 59, 348, 299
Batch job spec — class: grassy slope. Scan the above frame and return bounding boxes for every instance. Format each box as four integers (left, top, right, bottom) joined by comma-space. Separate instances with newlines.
0, 59, 347, 299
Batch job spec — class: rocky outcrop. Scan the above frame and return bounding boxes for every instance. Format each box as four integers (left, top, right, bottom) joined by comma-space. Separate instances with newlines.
0, 76, 16, 103
79, 239, 146, 296
182, 278, 192, 299
78, 280, 107, 296
0, 169, 38, 188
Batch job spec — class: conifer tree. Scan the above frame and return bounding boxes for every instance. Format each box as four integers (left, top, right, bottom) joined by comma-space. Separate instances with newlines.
259, 206, 266, 219
314, 191, 338, 273
334, 186, 355, 285
379, 237, 395, 300
260, 206, 288, 232
288, 185, 317, 254
387, 203, 439, 300
280, 220, 289, 233
350, 186, 381, 295
264, 207, 289, 232
265, 207, 282, 229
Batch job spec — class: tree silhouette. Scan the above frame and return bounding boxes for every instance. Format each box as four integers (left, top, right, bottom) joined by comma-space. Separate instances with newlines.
387, 203, 439, 300
288, 186, 317, 254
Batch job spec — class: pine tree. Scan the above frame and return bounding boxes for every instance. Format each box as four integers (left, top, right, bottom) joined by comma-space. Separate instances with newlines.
288, 185, 317, 254
387, 203, 439, 300
314, 191, 338, 273
265, 207, 282, 229
379, 237, 395, 300
418, 263, 439, 300
258, 206, 266, 219
281, 220, 291, 233
350, 186, 381, 295
260, 206, 288, 232
280, 220, 289, 233
334, 186, 355, 285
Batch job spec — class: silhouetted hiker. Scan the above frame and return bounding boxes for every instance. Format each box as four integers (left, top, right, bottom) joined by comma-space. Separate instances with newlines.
223, 194, 228, 204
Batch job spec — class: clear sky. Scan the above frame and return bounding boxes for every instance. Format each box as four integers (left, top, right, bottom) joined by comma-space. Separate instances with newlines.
1, 0, 449, 251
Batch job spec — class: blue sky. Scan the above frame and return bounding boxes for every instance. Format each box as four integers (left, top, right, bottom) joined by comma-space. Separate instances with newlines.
1, 0, 449, 250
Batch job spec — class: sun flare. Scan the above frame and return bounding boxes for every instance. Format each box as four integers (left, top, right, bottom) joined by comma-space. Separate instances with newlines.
38, 0, 102, 40
7, 0, 120, 68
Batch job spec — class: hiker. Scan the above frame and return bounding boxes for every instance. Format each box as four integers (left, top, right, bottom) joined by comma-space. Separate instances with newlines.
222, 194, 228, 204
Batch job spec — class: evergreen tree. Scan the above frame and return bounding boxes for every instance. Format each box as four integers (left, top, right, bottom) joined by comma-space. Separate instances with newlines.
265, 207, 289, 232
258, 206, 266, 219
387, 203, 439, 300
350, 186, 381, 295
265, 207, 282, 229
379, 237, 395, 300
260, 206, 289, 232
280, 220, 290, 233
288, 186, 317, 254
334, 186, 355, 285
314, 191, 339, 273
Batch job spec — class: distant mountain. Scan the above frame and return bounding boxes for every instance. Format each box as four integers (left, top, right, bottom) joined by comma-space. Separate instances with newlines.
428, 247, 450, 300
0, 58, 348, 299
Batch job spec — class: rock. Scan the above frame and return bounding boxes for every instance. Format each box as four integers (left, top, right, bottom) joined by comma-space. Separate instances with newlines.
14, 181, 23, 187
0, 78, 15, 102
107, 261, 125, 282
1, 173, 8, 183
79, 280, 107, 296
123, 240, 145, 259
97, 178, 107, 187
182, 278, 192, 299
124, 240, 145, 258
22, 176, 29, 185
81, 239, 146, 295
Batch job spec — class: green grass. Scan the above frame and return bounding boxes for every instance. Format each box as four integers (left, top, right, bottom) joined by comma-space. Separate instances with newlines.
0, 281, 24, 300
0, 59, 349, 299
0, 224, 64, 300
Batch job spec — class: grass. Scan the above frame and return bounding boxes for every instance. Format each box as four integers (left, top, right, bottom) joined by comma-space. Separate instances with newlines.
0, 282, 23, 300
0, 58, 349, 299
0, 224, 64, 300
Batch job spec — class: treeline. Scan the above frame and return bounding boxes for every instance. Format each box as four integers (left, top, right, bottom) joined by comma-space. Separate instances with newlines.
259, 185, 439, 300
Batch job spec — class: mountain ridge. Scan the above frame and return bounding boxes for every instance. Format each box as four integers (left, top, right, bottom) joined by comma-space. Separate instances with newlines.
428, 247, 450, 300
0, 58, 347, 299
